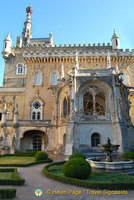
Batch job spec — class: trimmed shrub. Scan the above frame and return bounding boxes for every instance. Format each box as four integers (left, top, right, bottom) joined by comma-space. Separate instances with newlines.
69, 152, 86, 160
14, 150, 38, 156
0, 189, 16, 199
62, 158, 91, 180
0, 168, 25, 185
122, 152, 134, 159
35, 151, 48, 161
26, 149, 38, 155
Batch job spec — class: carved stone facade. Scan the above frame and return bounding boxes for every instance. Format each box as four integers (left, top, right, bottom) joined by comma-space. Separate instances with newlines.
0, 7, 134, 155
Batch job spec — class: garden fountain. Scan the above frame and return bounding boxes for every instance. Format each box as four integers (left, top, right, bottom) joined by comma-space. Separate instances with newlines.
87, 138, 134, 174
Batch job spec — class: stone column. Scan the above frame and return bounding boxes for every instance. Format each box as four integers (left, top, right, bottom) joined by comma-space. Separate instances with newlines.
93, 93, 96, 115
13, 104, 19, 124
64, 122, 74, 156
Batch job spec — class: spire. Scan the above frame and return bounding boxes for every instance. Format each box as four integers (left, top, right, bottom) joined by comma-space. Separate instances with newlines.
22, 6, 33, 44
5, 33, 12, 42
61, 62, 64, 79
2, 32, 12, 60
107, 51, 111, 69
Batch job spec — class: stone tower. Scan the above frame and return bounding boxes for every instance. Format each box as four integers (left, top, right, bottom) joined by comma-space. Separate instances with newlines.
111, 29, 120, 49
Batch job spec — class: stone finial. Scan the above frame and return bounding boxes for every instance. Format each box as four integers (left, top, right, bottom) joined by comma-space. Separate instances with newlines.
22, 7, 33, 44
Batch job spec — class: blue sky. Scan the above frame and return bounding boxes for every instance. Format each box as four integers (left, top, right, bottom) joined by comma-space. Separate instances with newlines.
0, 0, 134, 86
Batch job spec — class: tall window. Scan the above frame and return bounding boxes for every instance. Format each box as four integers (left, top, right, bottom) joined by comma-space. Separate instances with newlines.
32, 136, 42, 151
16, 64, 23, 75
83, 90, 105, 116
63, 98, 67, 117
0, 113, 2, 121
116, 39, 118, 46
51, 73, 58, 85
34, 73, 42, 85
31, 101, 41, 120
83, 92, 93, 115
91, 133, 100, 147
63, 97, 70, 118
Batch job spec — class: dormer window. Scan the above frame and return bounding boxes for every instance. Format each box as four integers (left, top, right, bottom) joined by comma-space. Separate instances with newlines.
16, 63, 24, 75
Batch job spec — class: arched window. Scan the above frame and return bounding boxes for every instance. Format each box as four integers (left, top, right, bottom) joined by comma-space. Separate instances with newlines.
0, 113, 2, 121
95, 92, 105, 115
32, 136, 42, 151
83, 90, 105, 115
83, 92, 93, 115
34, 73, 42, 85
31, 101, 41, 120
91, 133, 100, 147
63, 98, 67, 117
116, 39, 118, 46
16, 64, 23, 75
63, 97, 70, 118
51, 73, 58, 85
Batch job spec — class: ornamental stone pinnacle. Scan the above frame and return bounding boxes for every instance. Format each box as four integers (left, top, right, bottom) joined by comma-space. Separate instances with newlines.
22, 6, 33, 45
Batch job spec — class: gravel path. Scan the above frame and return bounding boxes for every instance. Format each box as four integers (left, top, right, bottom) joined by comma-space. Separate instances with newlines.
0, 164, 134, 200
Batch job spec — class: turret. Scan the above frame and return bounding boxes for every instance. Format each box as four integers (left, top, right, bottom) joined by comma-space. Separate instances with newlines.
111, 29, 120, 50
49, 31, 54, 46
2, 32, 12, 60
22, 6, 33, 44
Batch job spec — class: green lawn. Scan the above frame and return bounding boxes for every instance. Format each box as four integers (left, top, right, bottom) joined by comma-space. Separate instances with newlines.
0, 172, 13, 180
0, 156, 35, 164
48, 163, 134, 183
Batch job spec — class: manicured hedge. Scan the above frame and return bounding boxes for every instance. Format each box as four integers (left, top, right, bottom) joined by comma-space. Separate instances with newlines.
0, 168, 25, 185
69, 153, 86, 160
43, 162, 134, 190
35, 151, 48, 161
122, 152, 134, 159
0, 158, 53, 167
0, 189, 16, 199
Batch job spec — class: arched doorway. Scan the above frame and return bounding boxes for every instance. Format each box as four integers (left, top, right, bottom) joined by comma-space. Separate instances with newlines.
20, 130, 48, 152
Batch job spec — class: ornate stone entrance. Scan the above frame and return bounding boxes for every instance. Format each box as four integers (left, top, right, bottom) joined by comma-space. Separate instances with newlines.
20, 130, 48, 152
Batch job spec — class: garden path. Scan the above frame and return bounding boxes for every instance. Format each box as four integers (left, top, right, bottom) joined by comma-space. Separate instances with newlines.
0, 164, 134, 200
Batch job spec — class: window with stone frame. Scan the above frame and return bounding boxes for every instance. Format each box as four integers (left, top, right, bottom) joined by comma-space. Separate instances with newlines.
51, 73, 58, 85
63, 97, 70, 118
0, 113, 2, 121
16, 64, 23, 75
83, 89, 105, 116
34, 72, 42, 85
31, 101, 41, 120
63, 98, 67, 117
91, 133, 100, 147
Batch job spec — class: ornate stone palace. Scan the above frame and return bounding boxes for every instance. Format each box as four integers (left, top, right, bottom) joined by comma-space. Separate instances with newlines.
0, 7, 134, 156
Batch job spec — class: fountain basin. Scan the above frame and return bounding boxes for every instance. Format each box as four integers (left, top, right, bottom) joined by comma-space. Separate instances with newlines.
87, 159, 134, 174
